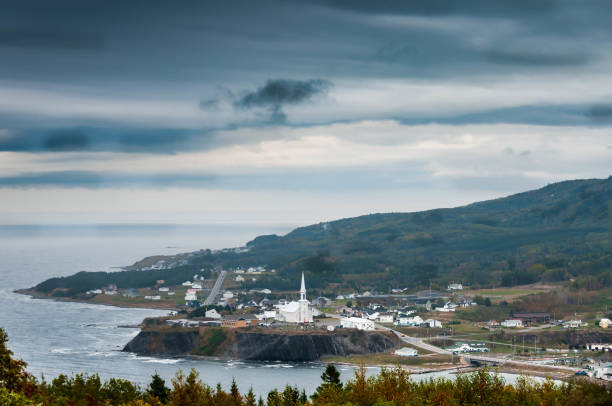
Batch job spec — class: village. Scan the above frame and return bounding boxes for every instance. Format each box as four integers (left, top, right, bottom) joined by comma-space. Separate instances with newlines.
82, 268, 612, 383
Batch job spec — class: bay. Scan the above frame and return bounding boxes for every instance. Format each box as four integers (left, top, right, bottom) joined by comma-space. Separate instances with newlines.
0, 224, 557, 397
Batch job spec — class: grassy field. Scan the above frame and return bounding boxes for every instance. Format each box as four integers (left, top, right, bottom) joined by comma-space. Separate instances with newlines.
322, 352, 460, 367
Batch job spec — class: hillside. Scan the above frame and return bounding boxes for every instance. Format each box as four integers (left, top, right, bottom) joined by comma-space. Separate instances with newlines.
30, 177, 612, 295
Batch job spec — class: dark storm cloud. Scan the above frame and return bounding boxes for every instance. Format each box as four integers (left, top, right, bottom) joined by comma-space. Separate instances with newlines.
587, 105, 612, 121
0, 127, 210, 154
485, 50, 589, 67
233, 79, 332, 123
0, 27, 106, 50
0, 171, 216, 188
0, 164, 429, 190
316, 0, 556, 17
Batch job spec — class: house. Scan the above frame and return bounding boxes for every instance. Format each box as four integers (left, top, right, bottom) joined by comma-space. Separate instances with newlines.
223, 291, 234, 299
501, 319, 523, 328
447, 283, 463, 291
563, 320, 586, 329
192, 283, 203, 290
424, 319, 442, 328
510, 312, 550, 323
395, 316, 423, 327
587, 343, 612, 352
312, 297, 332, 306
123, 288, 139, 298
435, 302, 457, 312
449, 342, 489, 354
235, 275, 245, 282
221, 314, 259, 328
486, 320, 500, 329
159, 287, 169, 292
205, 309, 222, 319
377, 313, 394, 323
394, 347, 418, 357
182, 281, 193, 287
599, 318, 611, 329
336, 295, 345, 300
341, 317, 375, 331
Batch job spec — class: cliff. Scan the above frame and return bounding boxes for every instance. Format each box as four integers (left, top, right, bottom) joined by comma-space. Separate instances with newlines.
123, 327, 400, 361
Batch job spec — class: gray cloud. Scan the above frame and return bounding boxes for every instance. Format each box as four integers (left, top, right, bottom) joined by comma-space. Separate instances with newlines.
233, 79, 332, 123
587, 105, 612, 121
0, 27, 106, 50
485, 49, 589, 67
0, 127, 209, 154
317, 0, 555, 17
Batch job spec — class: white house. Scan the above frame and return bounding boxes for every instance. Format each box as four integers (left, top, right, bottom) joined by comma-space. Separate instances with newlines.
275, 273, 313, 323
435, 302, 457, 312
223, 291, 234, 299
235, 275, 245, 282
395, 316, 423, 327
599, 318, 611, 329
424, 319, 442, 328
377, 314, 394, 323
205, 309, 221, 319
563, 320, 586, 329
587, 343, 612, 352
501, 319, 523, 328
159, 287, 169, 292
394, 347, 418, 357
341, 317, 375, 331
447, 283, 463, 291
192, 283, 203, 290
182, 281, 193, 287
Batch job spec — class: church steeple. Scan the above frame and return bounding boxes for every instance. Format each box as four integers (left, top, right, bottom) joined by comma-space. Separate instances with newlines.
300, 272, 306, 301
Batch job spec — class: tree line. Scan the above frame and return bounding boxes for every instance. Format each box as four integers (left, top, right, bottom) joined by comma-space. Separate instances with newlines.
2, 328, 611, 405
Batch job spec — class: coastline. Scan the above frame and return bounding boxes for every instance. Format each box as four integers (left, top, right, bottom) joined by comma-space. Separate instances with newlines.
14, 288, 178, 311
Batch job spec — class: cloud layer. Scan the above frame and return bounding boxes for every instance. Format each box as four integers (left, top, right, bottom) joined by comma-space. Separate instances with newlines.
0, 1, 611, 223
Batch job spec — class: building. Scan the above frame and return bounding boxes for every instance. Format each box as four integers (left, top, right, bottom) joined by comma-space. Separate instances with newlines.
377, 313, 394, 323
221, 314, 259, 328
424, 319, 442, 328
341, 317, 375, 331
449, 342, 489, 354
395, 316, 423, 327
599, 318, 611, 329
563, 320, 586, 329
394, 347, 418, 357
275, 273, 314, 323
205, 309, 221, 319
235, 275, 245, 282
510, 312, 550, 323
159, 287, 169, 292
501, 319, 523, 328
447, 283, 463, 291
435, 302, 457, 312
587, 343, 612, 352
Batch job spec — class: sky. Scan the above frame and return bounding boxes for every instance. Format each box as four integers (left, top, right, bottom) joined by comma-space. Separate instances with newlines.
1, 0, 611, 226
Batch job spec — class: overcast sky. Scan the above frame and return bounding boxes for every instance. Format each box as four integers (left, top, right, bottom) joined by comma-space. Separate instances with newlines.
1, 0, 611, 226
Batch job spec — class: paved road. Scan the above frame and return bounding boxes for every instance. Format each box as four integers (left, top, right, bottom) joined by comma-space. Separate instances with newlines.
203, 270, 227, 305
375, 323, 450, 355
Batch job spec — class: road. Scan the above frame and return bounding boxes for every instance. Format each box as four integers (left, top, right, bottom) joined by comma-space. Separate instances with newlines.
203, 270, 227, 305
375, 323, 450, 355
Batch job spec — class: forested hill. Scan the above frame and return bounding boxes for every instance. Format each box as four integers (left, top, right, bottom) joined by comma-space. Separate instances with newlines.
210, 177, 611, 290
31, 177, 611, 295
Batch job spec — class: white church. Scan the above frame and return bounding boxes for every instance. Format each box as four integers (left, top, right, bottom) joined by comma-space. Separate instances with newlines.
275, 273, 314, 323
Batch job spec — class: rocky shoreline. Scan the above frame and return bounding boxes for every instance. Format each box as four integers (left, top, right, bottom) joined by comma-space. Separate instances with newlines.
123, 327, 401, 362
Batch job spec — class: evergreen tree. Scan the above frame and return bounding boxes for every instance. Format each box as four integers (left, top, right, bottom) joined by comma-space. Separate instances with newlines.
148, 373, 169, 403
244, 387, 256, 406
230, 378, 242, 406
320, 364, 342, 390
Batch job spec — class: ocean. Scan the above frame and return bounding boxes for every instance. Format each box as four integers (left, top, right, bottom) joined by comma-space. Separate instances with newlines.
0, 224, 553, 396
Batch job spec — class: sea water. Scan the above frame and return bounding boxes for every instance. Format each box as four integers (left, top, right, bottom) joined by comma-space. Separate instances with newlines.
0, 224, 557, 396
